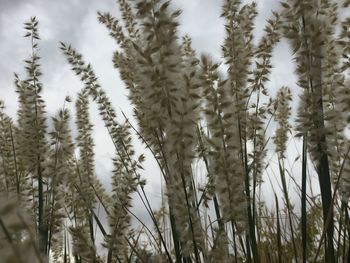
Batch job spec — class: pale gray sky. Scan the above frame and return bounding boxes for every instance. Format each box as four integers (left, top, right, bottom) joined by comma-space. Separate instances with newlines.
0, 0, 303, 225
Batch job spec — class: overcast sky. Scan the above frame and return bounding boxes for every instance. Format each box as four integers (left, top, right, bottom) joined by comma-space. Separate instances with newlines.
0, 0, 304, 225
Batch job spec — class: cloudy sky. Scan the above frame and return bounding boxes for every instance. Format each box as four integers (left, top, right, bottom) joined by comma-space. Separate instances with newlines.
0, 0, 303, 225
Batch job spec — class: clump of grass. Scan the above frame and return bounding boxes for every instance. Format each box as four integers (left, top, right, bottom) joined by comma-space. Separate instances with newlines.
0, 0, 350, 262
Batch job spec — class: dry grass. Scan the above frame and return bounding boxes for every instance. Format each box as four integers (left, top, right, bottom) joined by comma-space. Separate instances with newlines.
0, 0, 350, 262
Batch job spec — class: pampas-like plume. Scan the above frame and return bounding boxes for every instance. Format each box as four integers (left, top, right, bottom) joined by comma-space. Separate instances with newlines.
222, 1, 257, 132
336, 17, 350, 203
75, 91, 97, 210
106, 139, 138, 262
61, 39, 142, 262
15, 17, 50, 255
282, 1, 349, 261
100, 1, 204, 260
0, 102, 18, 194
46, 107, 74, 260
64, 90, 100, 261
273, 87, 292, 158
199, 55, 247, 231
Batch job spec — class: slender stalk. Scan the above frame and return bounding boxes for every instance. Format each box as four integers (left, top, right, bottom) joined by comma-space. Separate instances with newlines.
302, 135, 308, 263
314, 147, 350, 262
275, 194, 282, 263
278, 159, 298, 262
